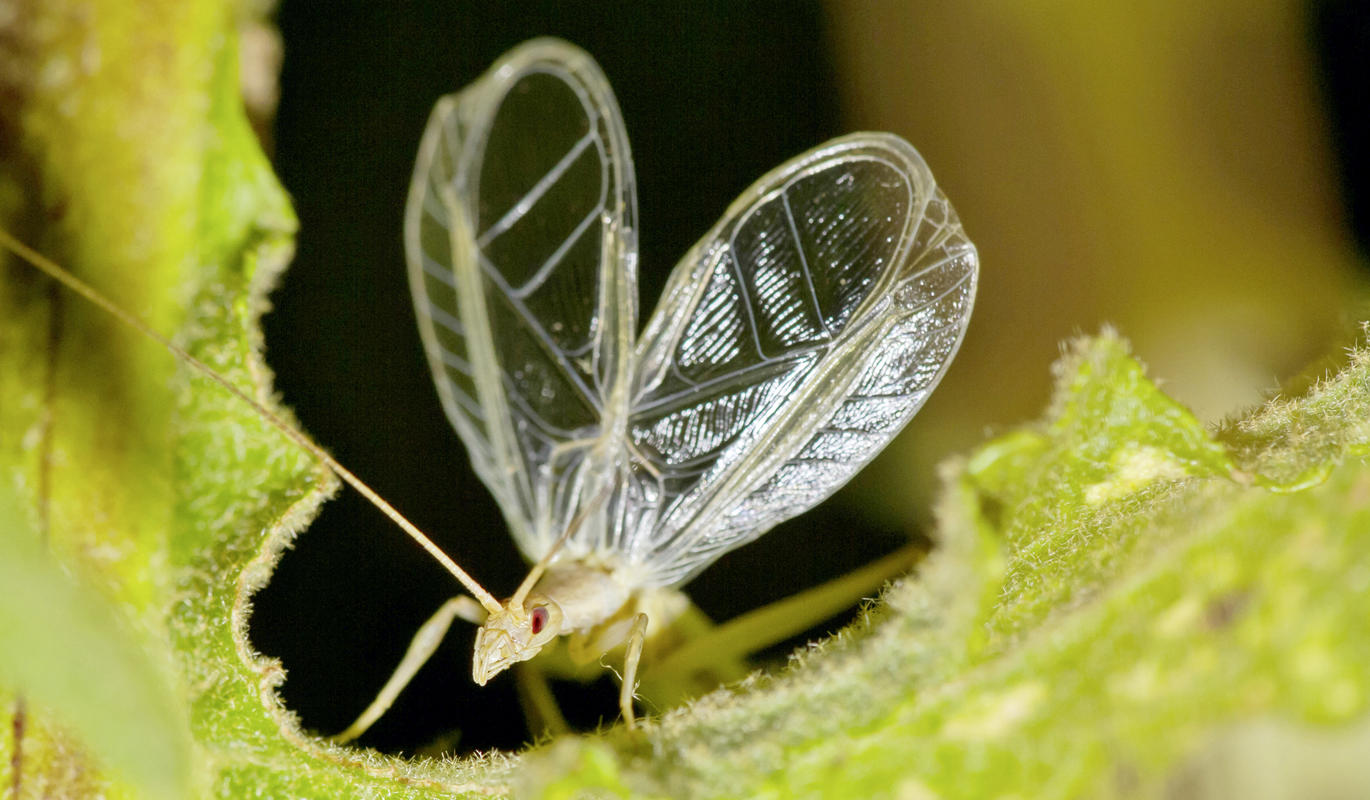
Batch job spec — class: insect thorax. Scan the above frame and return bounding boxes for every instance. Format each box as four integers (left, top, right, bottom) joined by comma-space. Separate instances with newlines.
529, 561, 635, 633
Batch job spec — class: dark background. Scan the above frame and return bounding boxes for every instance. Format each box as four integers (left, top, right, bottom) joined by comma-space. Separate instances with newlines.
250, 0, 1369, 757
249, 2, 912, 755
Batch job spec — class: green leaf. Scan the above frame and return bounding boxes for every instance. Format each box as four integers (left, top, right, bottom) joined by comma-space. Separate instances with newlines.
0, 492, 189, 799
510, 330, 1370, 799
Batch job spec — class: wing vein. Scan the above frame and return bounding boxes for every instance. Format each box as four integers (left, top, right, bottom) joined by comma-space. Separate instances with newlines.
421, 252, 458, 289
425, 298, 465, 336
436, 343, 473, 375
723, 242, 767, 361
511, 202, 603, 298
476, 130, 597, 246
480, 255, 604, 414
781, 191, 829, 338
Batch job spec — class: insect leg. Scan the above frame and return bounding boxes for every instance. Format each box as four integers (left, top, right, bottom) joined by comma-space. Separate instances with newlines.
514, 662, 569, 738
648, 544, 921, 692
332, 595, 487, 743
619, 613, 649, 730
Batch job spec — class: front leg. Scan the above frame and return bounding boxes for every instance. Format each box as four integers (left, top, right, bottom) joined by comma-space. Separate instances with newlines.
619, 613, 649, 730
514, 661, 569, 738
332, 595, 487, 743
564, 611, 652, 729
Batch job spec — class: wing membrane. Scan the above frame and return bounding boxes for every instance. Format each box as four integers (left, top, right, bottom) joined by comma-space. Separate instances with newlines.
626, 134, 977, 586
405, 40, 638, 559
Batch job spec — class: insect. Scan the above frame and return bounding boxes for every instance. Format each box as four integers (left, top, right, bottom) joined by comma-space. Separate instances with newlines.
1, 37, 977, 741
348, 37, 980, 737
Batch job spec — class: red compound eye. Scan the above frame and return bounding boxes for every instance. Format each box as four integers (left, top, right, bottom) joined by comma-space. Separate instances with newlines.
530, 606, 548, 635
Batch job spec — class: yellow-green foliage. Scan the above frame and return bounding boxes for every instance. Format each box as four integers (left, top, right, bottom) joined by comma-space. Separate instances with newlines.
2, 5, 1369, 799
517, 333, 1370, 799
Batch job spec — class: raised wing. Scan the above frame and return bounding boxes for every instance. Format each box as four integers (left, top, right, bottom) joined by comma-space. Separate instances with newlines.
404, 39, 638, 559
624, 134, 977, 586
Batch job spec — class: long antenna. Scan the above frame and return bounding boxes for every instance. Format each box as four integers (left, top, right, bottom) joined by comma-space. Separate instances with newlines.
0, 229, 504, 615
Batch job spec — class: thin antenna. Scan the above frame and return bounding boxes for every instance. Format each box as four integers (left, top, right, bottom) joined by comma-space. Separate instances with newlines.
0, 229, 504, 615
510, 485, 611, 606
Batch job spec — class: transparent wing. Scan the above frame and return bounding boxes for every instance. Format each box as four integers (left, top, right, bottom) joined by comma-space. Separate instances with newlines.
624, 133, 977, 586
404, 39, 638, 559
